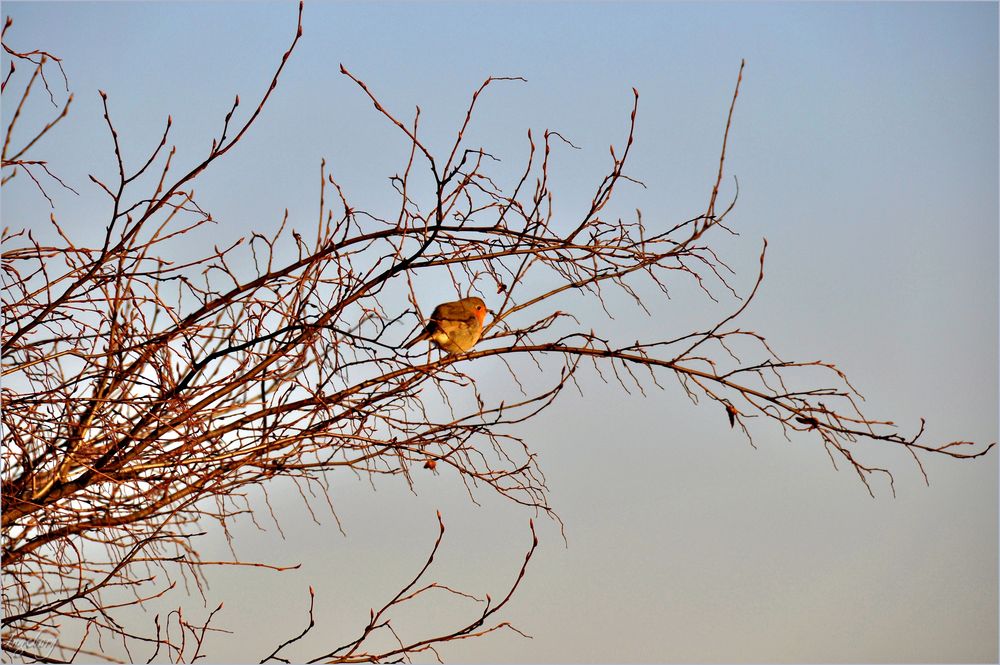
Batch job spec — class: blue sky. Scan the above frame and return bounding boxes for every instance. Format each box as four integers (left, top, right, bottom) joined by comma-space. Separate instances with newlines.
2, 2, 997, 662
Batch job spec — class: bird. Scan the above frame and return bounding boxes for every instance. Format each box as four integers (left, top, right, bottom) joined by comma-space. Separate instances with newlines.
404, 296, 488, 354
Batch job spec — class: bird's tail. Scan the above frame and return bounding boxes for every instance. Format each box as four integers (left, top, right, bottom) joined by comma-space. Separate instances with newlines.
403, 327, 430, 349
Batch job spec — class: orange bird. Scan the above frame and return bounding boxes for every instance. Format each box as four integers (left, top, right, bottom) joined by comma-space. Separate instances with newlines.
404, 296, 488, 354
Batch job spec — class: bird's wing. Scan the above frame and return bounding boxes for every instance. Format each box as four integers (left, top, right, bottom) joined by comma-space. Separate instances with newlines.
433, 302, 477, 324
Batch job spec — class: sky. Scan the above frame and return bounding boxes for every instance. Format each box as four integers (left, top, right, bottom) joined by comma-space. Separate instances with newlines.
2, 1, 997, 663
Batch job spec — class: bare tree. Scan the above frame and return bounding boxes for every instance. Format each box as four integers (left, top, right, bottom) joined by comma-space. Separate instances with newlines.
2, 5, 993, 663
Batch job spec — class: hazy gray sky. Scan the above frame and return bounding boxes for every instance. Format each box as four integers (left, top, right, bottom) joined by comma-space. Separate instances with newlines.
2, 2, 997, 662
